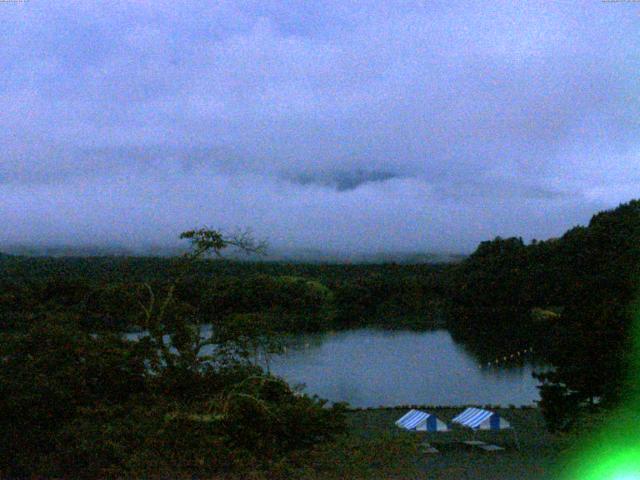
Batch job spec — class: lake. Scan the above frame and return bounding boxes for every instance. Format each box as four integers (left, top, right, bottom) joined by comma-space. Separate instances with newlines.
199, 327, 543, 408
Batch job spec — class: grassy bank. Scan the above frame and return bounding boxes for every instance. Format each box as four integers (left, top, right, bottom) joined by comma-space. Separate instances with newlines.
294, 407, 566, 479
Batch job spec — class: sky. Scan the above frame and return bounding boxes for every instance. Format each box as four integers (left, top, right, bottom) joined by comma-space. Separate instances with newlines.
0, 1, 639, 254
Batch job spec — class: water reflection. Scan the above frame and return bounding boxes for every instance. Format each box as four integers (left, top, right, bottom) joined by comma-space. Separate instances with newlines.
127, 326, 543, 408
267, 328, 543, 408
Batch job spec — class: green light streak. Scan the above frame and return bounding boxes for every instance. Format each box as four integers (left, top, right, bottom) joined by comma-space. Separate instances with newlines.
570, 445, 640, 479
559, 300, 640, 479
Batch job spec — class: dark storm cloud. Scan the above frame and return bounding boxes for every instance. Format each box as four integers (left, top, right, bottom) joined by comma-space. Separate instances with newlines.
0, 1, 638, 253
291, 170, 401, 191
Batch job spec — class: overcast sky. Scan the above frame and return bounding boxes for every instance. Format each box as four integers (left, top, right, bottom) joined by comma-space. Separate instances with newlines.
1, 1, 638, 254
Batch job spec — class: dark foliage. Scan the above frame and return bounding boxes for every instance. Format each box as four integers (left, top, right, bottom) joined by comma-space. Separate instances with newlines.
446, 200, 640, 430
0, 229, 348, 479
0, 314, 346, 478
0, 258, 447, 333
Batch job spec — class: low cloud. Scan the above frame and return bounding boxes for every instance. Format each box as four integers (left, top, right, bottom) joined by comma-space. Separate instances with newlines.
0, 1, 637, 253
290, 169, 402, 191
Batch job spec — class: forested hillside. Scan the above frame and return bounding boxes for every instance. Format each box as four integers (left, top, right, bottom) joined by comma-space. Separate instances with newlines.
446, 199, 640, 429
1, 199, 639, 435
0, 256, 448, 332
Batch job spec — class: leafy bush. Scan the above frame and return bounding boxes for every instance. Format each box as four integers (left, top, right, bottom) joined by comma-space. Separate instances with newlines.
0, 313, 346, 478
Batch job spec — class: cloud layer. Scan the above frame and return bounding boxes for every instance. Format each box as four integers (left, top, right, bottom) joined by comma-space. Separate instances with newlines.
1, 1, 638, 253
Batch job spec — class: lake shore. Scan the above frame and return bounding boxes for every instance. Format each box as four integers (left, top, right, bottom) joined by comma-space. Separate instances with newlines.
296, 406, 566, 480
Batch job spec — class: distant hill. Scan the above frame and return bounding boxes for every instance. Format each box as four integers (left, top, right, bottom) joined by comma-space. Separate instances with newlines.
448, 199, 640, 324
0, 243, 466, 264
0, 245, 136, 258
446, 198, 640, 427
237, 248, 466, 264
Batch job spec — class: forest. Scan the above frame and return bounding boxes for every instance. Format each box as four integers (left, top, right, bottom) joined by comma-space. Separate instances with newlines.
0, 255, 448, 333
1, 199, 639, 477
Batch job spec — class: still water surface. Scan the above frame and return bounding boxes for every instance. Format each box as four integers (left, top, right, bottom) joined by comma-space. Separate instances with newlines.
233, 327, 541, 408
131, 327, 542, 408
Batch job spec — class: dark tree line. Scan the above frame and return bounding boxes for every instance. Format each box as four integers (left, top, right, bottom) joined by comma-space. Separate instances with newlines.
0, 259, 447, 333
445, 200, 640, 430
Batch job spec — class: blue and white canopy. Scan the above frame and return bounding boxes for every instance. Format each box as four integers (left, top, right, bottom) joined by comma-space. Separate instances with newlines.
451, 407, 511, 431
395, 409, 450, 432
